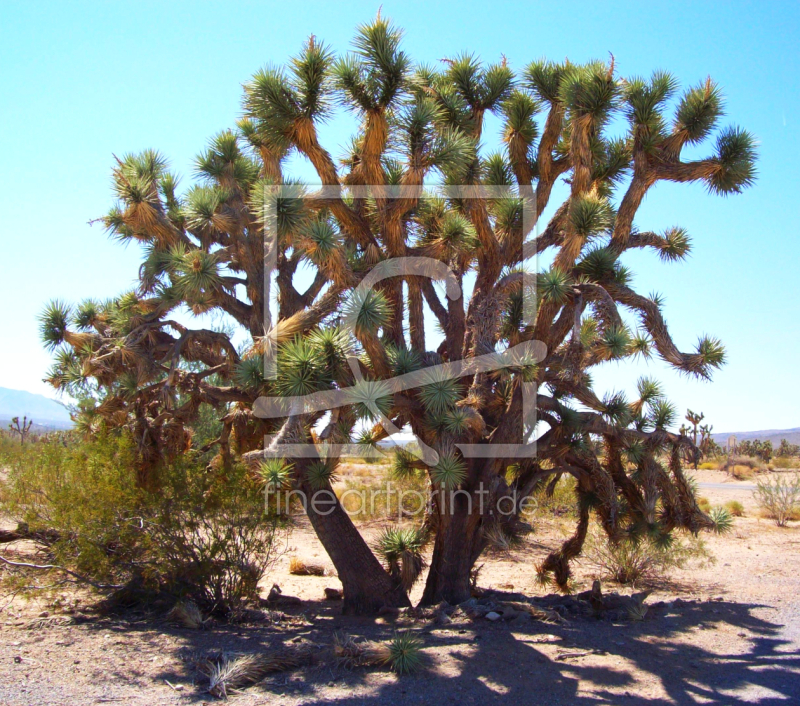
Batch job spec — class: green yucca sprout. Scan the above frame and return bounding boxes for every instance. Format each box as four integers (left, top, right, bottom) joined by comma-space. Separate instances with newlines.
577, 247, 618, 281
602, 392, 632, 426
118, 371, 142, 401
290, 37, 334, 117
696, 335, 726, 371
636, 376, 663, 404
443, 407, 471, 435
599, 325, 632, 359
507, 346, 539, 382
524, 59, 567, 104
674, 78, 722, 144
302, 219, 342, 265
708, 506, 734, 534
349, 379, 393, 421
630, 331, 653, 359
344, 288, 392, 335
276, 338, 330, 397
492, 197, 525, 237
625, 439, 646, 464
659, 227, 692, 261
436, 211, 478, 253
649, 399, 677, 430
431, 453, 467, 490
234, 357, 265, 392
39, 300, 72, 351
391, 448, 421, 479
569, 195, 615, 237
258, 459, 293, 489
171, 247, 223, 299
538, 267, 572, 304
502, 91, 540, 145
482, 151, 516, 188
305, 461, 337, 491
74, 300, 100, 330
417, 369, 460, 415
388, 632, 423, 675
387, 345, 421, 376
579, 317, 599, 346
559, 60, 618, 121
708, 126, 757, 194
375, 526, 425, 574
307, 326, 353, 375
183, 185, 227, 231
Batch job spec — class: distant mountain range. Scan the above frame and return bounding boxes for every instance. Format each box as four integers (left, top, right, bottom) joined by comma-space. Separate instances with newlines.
0, 387, 73, 431
712, 427, 800, 447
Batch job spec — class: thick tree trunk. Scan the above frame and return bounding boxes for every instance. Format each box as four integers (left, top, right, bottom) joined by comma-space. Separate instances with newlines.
419, 493, 483, 605
246, 437, 410, 615
302, 480, 411, 614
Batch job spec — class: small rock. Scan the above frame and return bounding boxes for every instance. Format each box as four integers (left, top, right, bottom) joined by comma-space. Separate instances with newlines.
324, 588, 342, 601
37, 611, 49, 618
13, 656, 22, 664
485, 611, 502, 621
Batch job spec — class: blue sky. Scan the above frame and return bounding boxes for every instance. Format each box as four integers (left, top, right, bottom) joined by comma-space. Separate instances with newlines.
0, 0, 797, 433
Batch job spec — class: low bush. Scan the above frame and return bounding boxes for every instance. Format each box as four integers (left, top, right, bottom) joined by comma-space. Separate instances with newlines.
772, 456, 799, 470
724, 500, 745, 517
721, 455, 766, 479
754, 474, 800, 526
0, 433, 285, 615
529, 474, 578, 519
583, 526, 713, 586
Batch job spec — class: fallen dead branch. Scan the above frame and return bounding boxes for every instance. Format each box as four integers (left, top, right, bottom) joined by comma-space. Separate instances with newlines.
0, 555, 122, 591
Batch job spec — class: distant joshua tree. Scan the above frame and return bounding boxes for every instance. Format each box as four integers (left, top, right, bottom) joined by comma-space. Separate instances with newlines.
8, 416, 33, 445
40, 17, 756, 612
778, 439, 800, 457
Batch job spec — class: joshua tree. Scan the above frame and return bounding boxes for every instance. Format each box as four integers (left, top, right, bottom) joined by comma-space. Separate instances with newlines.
778, 439, 800, 458
684, 409, 705, 468
685, 409, 704, 446
8, 416, 33, 445
40, 18, 755, 612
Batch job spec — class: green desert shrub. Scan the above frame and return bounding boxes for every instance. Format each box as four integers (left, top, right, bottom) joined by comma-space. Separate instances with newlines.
771, 456, 800, 470
0, 433, 285, 615
754, 474, 800, 526
724, 499, 745, 517
583, 526, 713, 586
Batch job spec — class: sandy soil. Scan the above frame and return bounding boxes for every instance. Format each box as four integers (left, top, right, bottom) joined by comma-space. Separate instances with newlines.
1, 474, 798, 705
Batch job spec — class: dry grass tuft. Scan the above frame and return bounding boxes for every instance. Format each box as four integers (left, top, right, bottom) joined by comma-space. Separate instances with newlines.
721, 455, 766, 479
289, 557, 327, 576
334, 633, 392, 669
167, 600, 206, 629
724, 500, 745, 517
500, 601, 563, 623
206, 646, 312, 698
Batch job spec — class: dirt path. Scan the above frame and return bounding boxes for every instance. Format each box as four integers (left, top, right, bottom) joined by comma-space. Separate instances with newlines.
0, 478, 798, 705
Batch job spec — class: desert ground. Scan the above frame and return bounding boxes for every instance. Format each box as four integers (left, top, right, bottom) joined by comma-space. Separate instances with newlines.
1, 469, 798, 706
